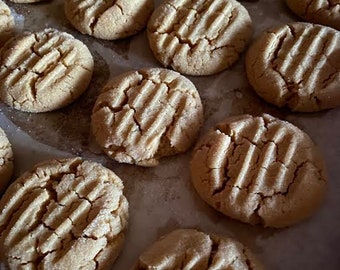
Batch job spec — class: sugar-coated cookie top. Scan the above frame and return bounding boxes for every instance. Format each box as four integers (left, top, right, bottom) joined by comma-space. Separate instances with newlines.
0, 157, 129, 269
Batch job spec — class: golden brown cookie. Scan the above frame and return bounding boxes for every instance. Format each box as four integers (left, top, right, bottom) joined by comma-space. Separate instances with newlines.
190, 114, 327, 228
133, 229, 263, 270
246, 22, 340, 112
0, 0, 14, 46
285, 0, 340, 30
91, 68, 203, 167
0, 127, 13, 193
0, 157, 129, 269
147, 0, 253, 76
64, 0, 154, 40
0, 28, 94, 113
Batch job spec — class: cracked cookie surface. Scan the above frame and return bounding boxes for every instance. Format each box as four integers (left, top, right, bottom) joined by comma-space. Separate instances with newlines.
0, 0, 14, 46
0, 127, 13, 193
133, 229, 263, 270
91, 68, 203, 167
64, 0, 154, 40
0, 28, 94, 113
246, 22, 340, 112
147, 0, 252, 76
0, 157, 129, 269
285, 0, 340, 30
190, 114, 327, 228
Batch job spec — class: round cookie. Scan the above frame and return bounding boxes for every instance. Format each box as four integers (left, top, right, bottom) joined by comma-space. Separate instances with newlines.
147, 0, 253, 76
0, 0, 14, 46
246, 22, 340, 112
0, 157, 129, 269
285, 0, 340, 30
91, 68, 203, 167
190, 114, 327, 228
133, 229, 263, 270
0, 28, 94, 113
64, 0, 154, 40
0, 127, 13, 193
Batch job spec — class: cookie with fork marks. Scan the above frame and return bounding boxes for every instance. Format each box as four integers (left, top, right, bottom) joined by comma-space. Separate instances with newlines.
0, 157, 129, 269
0, 28, 93, 113
246, 22, 340, 112
147, 0, 252, 76
191, 114, 327, 228
64, 0, 154, 40
133, 229, 263, 270
91, 68, 203, 167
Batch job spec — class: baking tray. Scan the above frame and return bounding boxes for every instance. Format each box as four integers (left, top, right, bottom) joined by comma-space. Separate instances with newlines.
0, 0, 339, 269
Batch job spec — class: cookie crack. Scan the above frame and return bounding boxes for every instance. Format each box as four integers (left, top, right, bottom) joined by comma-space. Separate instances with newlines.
154, 2, 230, 49
72, 188, 94, 206
252, 160, 314, 225
268, 29, 304, 107
207, 236, 220, 267
242, 248, 254, 270
88, 0, 117, 33
212, 165, 232, 196
209, 6, 237, 49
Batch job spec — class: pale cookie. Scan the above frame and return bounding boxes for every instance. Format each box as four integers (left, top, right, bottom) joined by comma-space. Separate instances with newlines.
147, 0, 252, 76
133, 229, 263, 270
191, 114, 327, 228
0, 157, 129, 269
0, 28, 94, 113
285, 0, 340, 30
64, 0, 154, 40
246, 22, 340, 112
0, 0, 14, 46
91, 68, 203, 167
0, 127, 13, 193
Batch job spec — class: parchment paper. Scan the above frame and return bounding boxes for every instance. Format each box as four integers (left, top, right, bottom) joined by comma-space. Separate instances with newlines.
0, 0, 339, 269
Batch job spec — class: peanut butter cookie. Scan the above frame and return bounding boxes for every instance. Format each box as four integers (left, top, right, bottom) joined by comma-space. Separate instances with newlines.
0, 28, 94, 112
191, 114, 327, 228
285, 0, 340, 30
246, 22, 340, 112
0, 157, 129, 269
91, 68, 203, 166
133, 229, 263, 270
147, 0, 252, 76
64, 0, 154, 40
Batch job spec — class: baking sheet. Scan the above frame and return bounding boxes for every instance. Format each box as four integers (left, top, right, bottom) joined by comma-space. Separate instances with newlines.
1, 0, 340, 269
